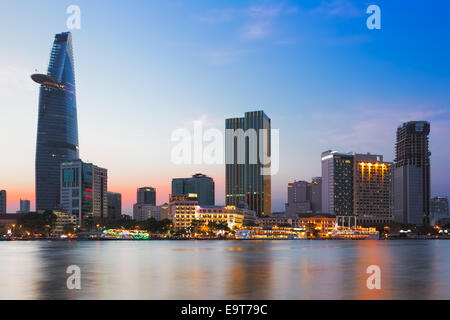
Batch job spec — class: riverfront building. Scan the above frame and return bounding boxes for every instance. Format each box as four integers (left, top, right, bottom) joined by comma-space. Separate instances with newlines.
285, 177, 322, 216
225, 111, 271, 216
321, 151, 354, 216
32, 32, 79, 212
172, 173, 215, 206
60, 159, 108, 223
170, 194, 256, 230
393, 121, 431, 225
107, 192, 122, 220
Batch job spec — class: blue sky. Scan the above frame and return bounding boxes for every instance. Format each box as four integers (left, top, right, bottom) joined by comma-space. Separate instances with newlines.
1, 0, 449, 213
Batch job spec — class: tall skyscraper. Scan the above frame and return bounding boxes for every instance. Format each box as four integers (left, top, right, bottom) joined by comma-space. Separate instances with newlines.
225, 111, 271, 216
0, 190, 6, 214
107, 192, 122, 220
32, 32, 79, 212
393, 121, 431, 225
172, 173, 215, 206
137, 187, 156, 205
60, 159, 107, 223
321, 151, 354, 216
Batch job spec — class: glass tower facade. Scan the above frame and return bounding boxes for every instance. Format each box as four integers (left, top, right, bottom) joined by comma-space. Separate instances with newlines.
34, 32, 79, 211
225, 111, 271, 217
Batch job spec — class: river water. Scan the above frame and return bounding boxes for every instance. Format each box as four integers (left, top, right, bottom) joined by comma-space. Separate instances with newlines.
1, 240, 449, 299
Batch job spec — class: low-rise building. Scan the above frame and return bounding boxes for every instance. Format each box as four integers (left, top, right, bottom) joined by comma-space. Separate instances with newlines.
52, 210, 78, 236
170, 195, 250, 230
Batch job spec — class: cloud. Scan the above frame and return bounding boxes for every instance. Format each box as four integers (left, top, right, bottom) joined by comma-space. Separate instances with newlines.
311, 0, 363, 18
203, 48, 248, 65
315, 101, 449, 158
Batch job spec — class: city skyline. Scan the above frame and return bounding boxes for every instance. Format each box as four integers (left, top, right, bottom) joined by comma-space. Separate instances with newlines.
1, 1, 450, 214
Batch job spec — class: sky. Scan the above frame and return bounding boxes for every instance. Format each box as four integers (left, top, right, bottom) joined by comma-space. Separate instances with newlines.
0, 0, 450, 214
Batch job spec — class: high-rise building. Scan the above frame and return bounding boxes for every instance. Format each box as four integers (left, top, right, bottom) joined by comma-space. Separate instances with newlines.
322, 151, 393, 223
393, 121, 431, 225
19, 200, 31, 213
0, 190, 6, 214
137, 187, 156, 205
32, 32, 79, 212
172, 173, 215, 206
353, 153, 393, 223
107, 192, 122, 220
285, 178, 323, 217
225, 111, 271, 216
285, 181, 311, 216
309, 177, 322, 213
92, 165, 108, 219
431, 197, 449, 215
60, 159, 107, 223
321, 151, 354, 216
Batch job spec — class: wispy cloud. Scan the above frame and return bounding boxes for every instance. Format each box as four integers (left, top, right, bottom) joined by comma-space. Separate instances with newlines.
203, 48, 248, 65
311, 0, 363, 18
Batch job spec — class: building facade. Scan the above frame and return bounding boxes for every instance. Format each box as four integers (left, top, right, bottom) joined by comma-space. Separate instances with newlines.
33, 32, 79, 212
0, 190, 6, 214
225, 111, 271, 216
133, 204, 163, 221
321, 151, 354, 216
60, 159, 107, 223
393, 121, 431, 225
285, 178, 322, 217
431, 197, 449, 215
172, 173, 215, 206
137, 187, 156, 206
353, 153, 393, 223
107, 192, 122, 220
18, 200, 31, 213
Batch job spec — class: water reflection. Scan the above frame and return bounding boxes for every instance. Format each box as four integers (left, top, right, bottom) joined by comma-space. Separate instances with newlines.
1, 240, 450, 299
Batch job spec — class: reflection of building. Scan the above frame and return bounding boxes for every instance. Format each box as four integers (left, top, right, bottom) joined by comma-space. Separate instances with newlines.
225, 111, 271, 217
172, 174, 215, 206
285, 178, 322, 216
394, 121, 431, 225
170, 194, 253, 230
137, 187, 156, 205
52, 210, 77, 235
353, 153, 393, 224
321, 151, 354, 216
107, 192, 122, 220
0, 190, 6, 214
33, 32, 79, 212
18, 200, 31, 213
60, 159, 108, 223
